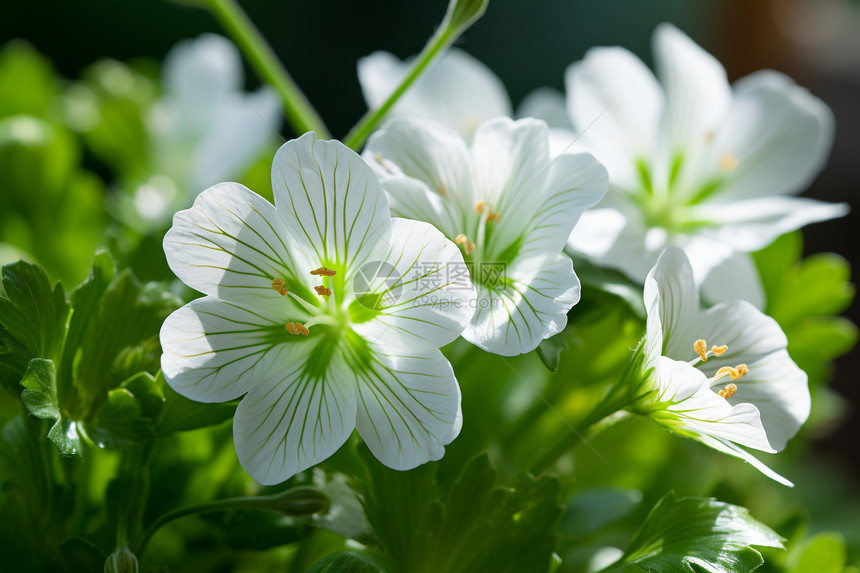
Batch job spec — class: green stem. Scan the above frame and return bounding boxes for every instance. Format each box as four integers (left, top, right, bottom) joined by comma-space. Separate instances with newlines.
206, 0, 331, 138
530, 408, 630, 475
135, 486, 327, 557
342, 24, 456, 150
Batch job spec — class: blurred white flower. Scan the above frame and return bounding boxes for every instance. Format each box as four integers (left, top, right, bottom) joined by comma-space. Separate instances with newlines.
365, 116, 607, 356
160, 133, 475, 485
135, 34, 281, 225
358, 48, 512, 141
635, 246, 809, 486
564, 23, 847, 308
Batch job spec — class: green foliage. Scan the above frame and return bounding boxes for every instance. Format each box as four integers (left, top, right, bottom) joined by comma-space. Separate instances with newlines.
753, 232, 857, 388
537, 330, 568, 372
786, 532, 848, 573
307, 551, 390, 573
613, 492, 784, 572
359, 448, 563, 573
560, 487, 643, 537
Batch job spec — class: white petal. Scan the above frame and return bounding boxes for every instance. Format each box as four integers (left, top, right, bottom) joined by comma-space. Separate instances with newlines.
357, 49, 512, 140
272, 133, 391, 280
364, 117, 474, 227
692, 196, 848, 253
353, 346, 461, 470
644, 247, 700, 358
695, 300, 808, 450
163, 34, 242, 125
695, 434, 794, 487
465, 254, 579, 356
188, 87, 281, 192
565, 46, 663, 189
700, 252, 766, 310
164, 182, 299, 307
702, 70, 835, 202
233, 347, 357, 485
350, 218, 476, 352
160, 297, 299, 403
508, 151, 607, 260
652, 23, 731, 162
721, 350, 809, 451
517, 87, 571, 129
470, 117, 551, 213
653, 357, 774, 453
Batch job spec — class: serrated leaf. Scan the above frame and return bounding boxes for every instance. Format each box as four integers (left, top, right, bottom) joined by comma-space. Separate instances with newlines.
0, 260, 68, 366
73, 270, 178, 398
20, 358, 83, 456
85, 387, 153, 448
359, 449, 563, 573
618, 492, 783, 573
307, 551, 390, 573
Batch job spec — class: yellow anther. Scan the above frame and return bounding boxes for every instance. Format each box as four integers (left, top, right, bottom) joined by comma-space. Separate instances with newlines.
489, 211, 501, 223
704, 130, 716, 144
475, 200, 486, 214
693, 339, 708, 362
711, 345, 728, 356
439, 182, 447, 196
715, 364, 748, 381
717, 383, 737, 399
719, 154, 739, 172
285, 321, 309, 336
271, 278, 288, 296
314, 285, 332, 297
455, 234, 475, 256
374, 152, 394, 171
310, 267, 336, 277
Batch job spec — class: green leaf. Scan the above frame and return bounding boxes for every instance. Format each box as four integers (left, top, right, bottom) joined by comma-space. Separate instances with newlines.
0, 260, 68, 367
307, 551, 391, 573
155, 371, 236, 434
73, 270, 179, 398
786, 532, 847, 573
537, 330, 567, 372
0, 41, 56, 117
85, 387, 153, 448
617, 492, 783, 572
560, 487, 643, 536
359, 449, 563, 573
20, 358, 83, 456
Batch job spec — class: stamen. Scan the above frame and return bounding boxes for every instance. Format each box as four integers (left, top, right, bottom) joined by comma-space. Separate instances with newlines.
374, 152, 395, 172
714, 364, 748, 381
475, 200, 486, 214
704, 130, 716, 144
285, 322, 310, 336
719, 154, 739, 172
711, 345, 727, 356
455, 233, 475, 256
717, 383, 737, 399
439, 182, 447, 196
314, 285, 332, 297
489, 211, 501, 223
271, 278, 288, 296
310, 267, 336, 277
693, 339, 708, 362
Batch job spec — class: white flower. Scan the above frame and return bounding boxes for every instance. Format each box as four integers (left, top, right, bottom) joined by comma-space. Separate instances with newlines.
136, 34, 281, 224
565, 23, 847, 308
365, 117, 607, 356
159, 133, 476, 485
357, 48, 511, 140
635, 246, 809, 486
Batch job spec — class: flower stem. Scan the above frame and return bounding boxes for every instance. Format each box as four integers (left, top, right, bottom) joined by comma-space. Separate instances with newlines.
530, 408, 631, 475
205, 0, 331, 138
342, 0, 488, 150
135, 486, 328, 557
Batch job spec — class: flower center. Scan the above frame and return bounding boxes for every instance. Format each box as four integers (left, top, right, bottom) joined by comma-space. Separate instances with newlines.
272, 267, 348, 337
689, 338, 748, 399
453, 200, 502, 261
